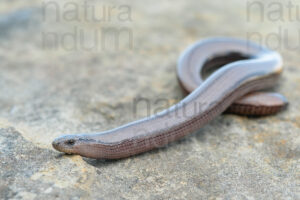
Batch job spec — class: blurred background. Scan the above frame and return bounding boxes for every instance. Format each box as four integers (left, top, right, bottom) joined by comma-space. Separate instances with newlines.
0, 0, 299, 199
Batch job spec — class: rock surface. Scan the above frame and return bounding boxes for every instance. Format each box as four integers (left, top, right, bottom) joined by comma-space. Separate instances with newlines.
0, 0, 299, 199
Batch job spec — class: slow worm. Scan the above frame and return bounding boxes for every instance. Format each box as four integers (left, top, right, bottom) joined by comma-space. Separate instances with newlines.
52, 37, 288, 159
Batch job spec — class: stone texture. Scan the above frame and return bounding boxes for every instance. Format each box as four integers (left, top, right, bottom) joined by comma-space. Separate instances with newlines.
0, 0, 299, 199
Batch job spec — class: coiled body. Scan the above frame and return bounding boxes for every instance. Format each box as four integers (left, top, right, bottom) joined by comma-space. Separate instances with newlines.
52, 38, 287, 159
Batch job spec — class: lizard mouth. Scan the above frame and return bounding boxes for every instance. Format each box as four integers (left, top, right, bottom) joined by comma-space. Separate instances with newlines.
52, 136, 77, 154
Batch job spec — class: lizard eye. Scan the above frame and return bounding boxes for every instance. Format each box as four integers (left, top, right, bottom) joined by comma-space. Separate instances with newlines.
65, 139, 75, 146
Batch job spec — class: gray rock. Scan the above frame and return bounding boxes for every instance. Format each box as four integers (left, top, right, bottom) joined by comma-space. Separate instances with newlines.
0, 0, 299, 199
0, 7, 40, 37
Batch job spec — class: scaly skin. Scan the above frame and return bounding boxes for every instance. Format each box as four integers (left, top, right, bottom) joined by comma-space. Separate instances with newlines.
52, 37, 288, 159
